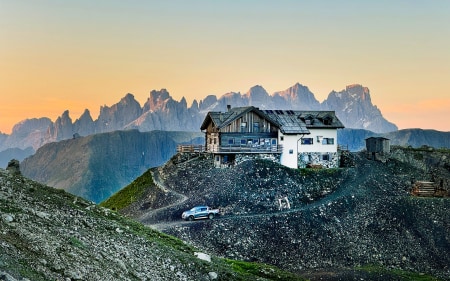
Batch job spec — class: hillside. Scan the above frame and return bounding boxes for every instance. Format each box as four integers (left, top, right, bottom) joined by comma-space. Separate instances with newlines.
105, 147, 450, 280
0, 167, 307, 281
20, 130, 203, 203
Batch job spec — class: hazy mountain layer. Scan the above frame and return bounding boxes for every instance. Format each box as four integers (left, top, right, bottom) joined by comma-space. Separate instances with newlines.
20, 130, 203, 203
338, 128, 450, 151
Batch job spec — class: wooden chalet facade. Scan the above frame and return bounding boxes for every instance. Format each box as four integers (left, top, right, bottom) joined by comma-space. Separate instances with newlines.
200, 106, 345, 168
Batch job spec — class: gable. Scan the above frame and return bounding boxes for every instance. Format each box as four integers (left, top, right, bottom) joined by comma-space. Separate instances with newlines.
200, 107, 345, 133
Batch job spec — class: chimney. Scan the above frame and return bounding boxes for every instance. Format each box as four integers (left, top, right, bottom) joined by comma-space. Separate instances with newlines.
227, 105, 231, 111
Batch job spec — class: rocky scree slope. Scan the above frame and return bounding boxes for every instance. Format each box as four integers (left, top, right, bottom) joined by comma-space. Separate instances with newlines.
117, 148, 450, 280
0, 169, 307, 281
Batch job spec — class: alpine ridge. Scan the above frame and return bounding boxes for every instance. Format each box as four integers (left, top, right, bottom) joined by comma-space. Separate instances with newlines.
0, 83, 398, 159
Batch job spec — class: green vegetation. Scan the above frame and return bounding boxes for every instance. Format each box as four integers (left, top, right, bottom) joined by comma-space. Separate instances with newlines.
69, 237, 86, 249
225, 259, 307, 281
299, 167, 340, 176
107, 213, 197, 254
357, 265, 443, 281
100, 169, 154, 211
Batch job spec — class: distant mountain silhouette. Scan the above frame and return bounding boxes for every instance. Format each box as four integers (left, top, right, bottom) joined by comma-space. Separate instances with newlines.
0, 83, 398, 158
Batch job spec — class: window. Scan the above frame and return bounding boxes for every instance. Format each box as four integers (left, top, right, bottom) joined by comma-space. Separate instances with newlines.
323, 117, 332, 125
240, 139, 247, 145
271, 139, 277, 146
280, 136, 284, 141
253, 122, 260, 132
301, 138, 313, 145
322, 154, 330, 161
322, 138, 334, 145
228, 138, 234, 145
240, 122, 247, 132
289, 149, 294, 154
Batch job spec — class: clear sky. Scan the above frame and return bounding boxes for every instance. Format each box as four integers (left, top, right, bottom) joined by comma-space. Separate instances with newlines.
1, 1, 449, 134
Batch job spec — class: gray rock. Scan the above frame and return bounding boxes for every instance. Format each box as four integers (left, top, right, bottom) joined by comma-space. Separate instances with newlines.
0, 272, 18, 281
208, 271, 218, 280
6, 159, 20, 176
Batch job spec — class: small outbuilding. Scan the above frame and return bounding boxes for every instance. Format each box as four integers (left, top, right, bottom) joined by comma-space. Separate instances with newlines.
365, 137, 390, 160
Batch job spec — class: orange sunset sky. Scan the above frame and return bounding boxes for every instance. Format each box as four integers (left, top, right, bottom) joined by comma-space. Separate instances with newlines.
1, 1, 449, 134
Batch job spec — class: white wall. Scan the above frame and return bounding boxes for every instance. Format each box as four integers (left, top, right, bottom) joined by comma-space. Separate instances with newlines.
279, 133, 301, 168
279, 129, 338, 168
298, 129, 338, 153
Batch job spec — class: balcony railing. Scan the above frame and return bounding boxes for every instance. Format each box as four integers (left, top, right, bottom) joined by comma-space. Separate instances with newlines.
177, 145, 206, 153
177, 144, 283, 154
209, 144, 283, 153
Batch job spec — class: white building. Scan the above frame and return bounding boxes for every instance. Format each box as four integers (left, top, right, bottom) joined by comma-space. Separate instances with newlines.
200, 106, 345, 169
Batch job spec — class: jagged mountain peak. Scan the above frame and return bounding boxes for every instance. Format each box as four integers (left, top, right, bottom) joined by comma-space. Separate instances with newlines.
336, 84, 372, 102
273, 82, 320, 110
245, 85, 270, 107
145, 89, 173, 112
246, 85, 268, 96
78, 108, 92, 119
60, 110, 71, 119
327, 84, 374, 106
323, 84, 397, 133
120, 93, 138, 104
11, 118, 52, 135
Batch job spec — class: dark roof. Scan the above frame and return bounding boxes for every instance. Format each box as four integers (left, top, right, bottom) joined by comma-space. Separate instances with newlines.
200, 106, 345, 134
365, 137, 390, 140
296, 111, 345, 129
262, 110, 309, 134
200, 106, 281, 130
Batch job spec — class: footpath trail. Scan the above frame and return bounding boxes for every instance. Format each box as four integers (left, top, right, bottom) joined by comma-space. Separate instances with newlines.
143, 153, 369, 232
139, 169, 188, 229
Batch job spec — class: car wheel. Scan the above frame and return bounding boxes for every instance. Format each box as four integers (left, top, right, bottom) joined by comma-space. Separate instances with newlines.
208, 213, 214, 219
188, 216, 194, 221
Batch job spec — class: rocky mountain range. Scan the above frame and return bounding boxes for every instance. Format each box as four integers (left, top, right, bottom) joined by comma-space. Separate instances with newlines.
0, 83, 397, 160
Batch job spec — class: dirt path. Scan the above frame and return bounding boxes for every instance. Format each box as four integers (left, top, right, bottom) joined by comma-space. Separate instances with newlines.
139, 169, 188, 228
144, 153, 368, 232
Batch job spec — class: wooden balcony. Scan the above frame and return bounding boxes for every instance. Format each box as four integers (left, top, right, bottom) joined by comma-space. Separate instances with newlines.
177, 144, 283, 154
177, 145, 206, 153
208, 144, 283, 154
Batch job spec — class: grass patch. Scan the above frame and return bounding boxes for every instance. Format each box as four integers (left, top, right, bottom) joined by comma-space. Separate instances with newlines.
69, 237, 86, 249
357, 265, 442, 281
100, 169, 153, 211
225, 259, 307, 281
299, 167, 339, 176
